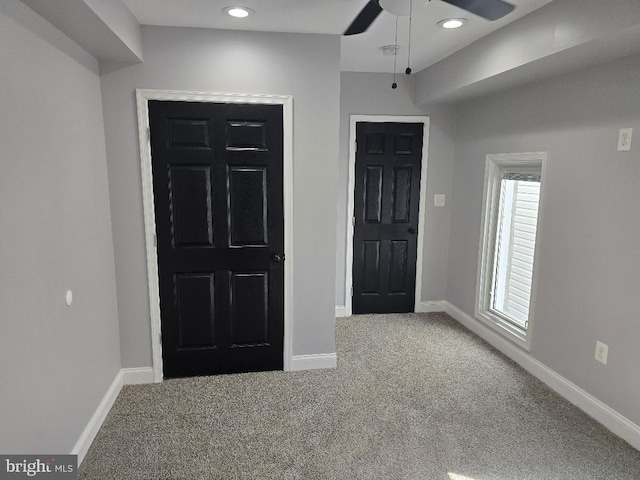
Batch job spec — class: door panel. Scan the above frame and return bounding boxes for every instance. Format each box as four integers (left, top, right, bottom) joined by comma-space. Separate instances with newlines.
392, 166, 412, 223
230, 272, 269, 346
362, 240, 381, 293
364, 166, 383, 223
353, 122, 423, 314
167, 118, 211, 149
388, 240, 409, 294
169, 166, 214, 247
149, 100, 284, 378
365, 132, 385, 154
226, 121, 268, 151
175, 273, 216, 349
227, 166, 268, 246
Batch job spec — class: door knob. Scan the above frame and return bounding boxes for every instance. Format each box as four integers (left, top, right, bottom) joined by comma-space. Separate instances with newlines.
408, 227, 417, 235
271, 253, 285, 263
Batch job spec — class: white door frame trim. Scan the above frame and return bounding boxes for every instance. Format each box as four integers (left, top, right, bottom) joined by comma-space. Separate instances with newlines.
345, 115, 430, 317
135, 88, 294, 382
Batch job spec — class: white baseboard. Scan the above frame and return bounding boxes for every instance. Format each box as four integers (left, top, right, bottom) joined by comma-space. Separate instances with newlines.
74, 304, 640, 467
72, 370, 123, 465
72, 353, 338, 466
73, 367, 154, 465
415, 300, 446, 313
122, 367, 155, 385
71, 353, 337, 465
441, 301, 640, 451
290, 353, 337, 371
337, 301, 445, 316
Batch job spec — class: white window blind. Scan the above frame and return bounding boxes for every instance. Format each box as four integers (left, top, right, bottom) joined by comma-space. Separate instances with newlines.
491, 177, 541, 329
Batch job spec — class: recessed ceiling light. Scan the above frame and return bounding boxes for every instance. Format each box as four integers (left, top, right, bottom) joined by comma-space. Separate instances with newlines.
438, 18, 467, 29
223, 6, 254, 18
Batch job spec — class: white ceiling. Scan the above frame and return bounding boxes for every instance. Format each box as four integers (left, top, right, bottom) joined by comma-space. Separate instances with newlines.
122, 0, 555, 73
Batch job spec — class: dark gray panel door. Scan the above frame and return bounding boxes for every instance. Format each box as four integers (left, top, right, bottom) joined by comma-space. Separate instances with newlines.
353, 122, 423, 314
149, 101, 284, 378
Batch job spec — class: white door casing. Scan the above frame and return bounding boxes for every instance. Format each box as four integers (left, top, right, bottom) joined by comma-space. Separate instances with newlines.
135, 89, 294, 381
345, 115, 430, 317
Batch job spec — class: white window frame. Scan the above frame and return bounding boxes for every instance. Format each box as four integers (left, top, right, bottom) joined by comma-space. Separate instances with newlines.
475, 152, 547, 351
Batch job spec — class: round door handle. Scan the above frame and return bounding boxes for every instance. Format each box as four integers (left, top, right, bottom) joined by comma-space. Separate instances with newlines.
408, 227, 418, 235
271, 253, 285, 263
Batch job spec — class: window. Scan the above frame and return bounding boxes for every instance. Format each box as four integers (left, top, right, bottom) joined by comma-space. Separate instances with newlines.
476, 152, 546, 348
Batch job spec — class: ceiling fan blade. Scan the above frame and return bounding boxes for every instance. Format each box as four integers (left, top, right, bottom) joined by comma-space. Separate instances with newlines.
441, 0, 515, 21
344, 0, 383, 36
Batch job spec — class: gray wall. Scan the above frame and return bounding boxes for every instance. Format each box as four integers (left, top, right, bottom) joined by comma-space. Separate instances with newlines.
337, 72, 456, 307
414, 0, 640, 104
447, 54, 640, 425
0, 1, 121, 453
100, 26, 341, 366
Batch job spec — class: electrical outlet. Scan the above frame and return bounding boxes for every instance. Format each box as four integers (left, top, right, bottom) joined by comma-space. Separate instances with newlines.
618, 128, 632, 151
595, 341, 608, 365
434, 194, 446, 207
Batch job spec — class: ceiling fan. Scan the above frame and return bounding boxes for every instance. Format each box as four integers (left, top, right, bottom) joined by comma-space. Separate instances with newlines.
344, 0, 516, 36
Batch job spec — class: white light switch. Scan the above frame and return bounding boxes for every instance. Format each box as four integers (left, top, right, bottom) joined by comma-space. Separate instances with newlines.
618, 128, 633, 151
434, 194, 446, 207
66, 290, 73, 306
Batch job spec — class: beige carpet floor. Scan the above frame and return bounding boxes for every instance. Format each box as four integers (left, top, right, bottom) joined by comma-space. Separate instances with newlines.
80, 313, 640, 479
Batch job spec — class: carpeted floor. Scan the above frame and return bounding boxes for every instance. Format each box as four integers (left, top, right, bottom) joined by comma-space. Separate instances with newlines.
80, 313, 640, 479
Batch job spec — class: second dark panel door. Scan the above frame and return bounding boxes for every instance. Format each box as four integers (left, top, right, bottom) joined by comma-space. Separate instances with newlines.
352, 122, 423, 314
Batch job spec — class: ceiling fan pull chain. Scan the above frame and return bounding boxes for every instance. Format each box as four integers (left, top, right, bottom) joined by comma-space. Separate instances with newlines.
392, 15, 398, 89
406, 0, 413, 75
391, 17, 399, 89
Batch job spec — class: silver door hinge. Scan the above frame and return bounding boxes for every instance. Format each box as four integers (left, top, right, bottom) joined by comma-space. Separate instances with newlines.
352, 216, 356, 227
153, 233, 157, 247
147, 127, 151, 142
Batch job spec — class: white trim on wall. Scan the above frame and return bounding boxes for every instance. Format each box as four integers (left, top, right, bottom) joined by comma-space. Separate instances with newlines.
345, 115, 431, 317
135, 89, 295, 380
290, 353, 337, 371
72, 370, 122, 465
122, 367, 155, 385
441, 301, 640, 451
415, 301, 446, 313
73, 368, 156, 464
335, 305, 347, 318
